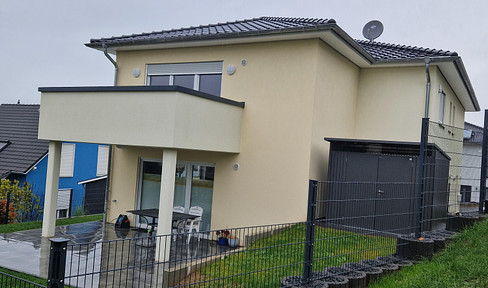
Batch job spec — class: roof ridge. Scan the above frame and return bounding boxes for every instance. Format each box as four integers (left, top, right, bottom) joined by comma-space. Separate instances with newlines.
91, 16, 336, 43
260, 16, 335, 24
355, 39, 458, 57
464, 121, 484, 130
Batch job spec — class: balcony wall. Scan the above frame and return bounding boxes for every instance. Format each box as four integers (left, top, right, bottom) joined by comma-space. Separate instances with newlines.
38, 86, 244, 153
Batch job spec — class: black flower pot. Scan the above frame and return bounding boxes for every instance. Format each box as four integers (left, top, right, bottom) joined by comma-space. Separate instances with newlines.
320, 276, 348, 288
375, 256, 413, 269
446, 214, 479, 232
396, 234, 434, 260
421, 234, 446, 252
376, 263, 399, 276
323, 266, 366, 288
342, 262, 383, 285
280, 276, 329, 288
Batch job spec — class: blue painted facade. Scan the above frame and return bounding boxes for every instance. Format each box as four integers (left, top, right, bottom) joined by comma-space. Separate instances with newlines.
21, 142, 106, 216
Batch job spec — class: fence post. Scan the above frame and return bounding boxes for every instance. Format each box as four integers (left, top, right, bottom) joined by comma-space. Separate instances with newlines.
303, 180, 318, 284
479, 110, 488, 214
47, 238, 68, 288
4, 191, 10, 224
415, 118, 429, 238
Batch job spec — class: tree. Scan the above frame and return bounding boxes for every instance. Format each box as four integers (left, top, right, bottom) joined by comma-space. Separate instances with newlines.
0, 200, 16, 224
0, 179, 43, 222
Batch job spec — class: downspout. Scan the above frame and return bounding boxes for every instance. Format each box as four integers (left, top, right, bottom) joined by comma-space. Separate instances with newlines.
424, 57, 431, 118
103, 44, 118, 86
102, 43, 118, 224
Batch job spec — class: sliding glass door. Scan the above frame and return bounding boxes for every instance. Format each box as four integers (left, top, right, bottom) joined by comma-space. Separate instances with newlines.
138, 160, 214, 232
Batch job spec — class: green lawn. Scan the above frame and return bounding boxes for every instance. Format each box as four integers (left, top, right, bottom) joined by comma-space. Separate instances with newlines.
198, 224, 396, 287
371, 218, 488, 288
0, 215, 103, 287
0, 214, 103, 234
0, 268, 46, 287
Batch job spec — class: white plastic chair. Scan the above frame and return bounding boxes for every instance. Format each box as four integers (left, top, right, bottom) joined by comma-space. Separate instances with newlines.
172, 206, 185, 241
173, 206, 185, 213
183, 206, 203, 244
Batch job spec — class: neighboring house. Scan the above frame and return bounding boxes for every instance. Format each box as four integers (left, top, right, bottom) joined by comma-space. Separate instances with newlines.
38, 17, 480, 238
0, 104, 109, 218
461, 122, 484, 203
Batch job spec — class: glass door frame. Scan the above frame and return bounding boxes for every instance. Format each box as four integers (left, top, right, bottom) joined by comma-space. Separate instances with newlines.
135, 158, 215, 227
176, 161, 216, 213
135, 157, 162, 229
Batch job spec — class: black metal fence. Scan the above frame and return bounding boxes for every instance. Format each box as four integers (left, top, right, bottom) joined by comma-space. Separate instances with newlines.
0, 271, 46, 288
5, 114, 488, 287
44, 219, 397, 287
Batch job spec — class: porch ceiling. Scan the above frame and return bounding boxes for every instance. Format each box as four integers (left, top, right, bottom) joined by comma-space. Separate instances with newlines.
38, 86, 244, 153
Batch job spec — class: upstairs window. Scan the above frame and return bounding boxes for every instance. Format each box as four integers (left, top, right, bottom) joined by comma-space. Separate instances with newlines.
60, 143, 75, 178
97, 145, 110, 176
449, 102, 456, 126
147, 61, 223, 97
438, 92, 445, 123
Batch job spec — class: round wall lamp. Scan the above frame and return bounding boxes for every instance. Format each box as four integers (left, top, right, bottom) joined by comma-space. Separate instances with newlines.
132, 68, 141, 78
227, 64, 236, 75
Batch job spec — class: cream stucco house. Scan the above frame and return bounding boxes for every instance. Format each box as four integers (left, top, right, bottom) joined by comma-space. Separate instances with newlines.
38, 17, 479, 239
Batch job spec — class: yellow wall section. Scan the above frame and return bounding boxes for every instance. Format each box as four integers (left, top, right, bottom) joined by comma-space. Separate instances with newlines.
112, 40, 322, 227
309, 41, 359, 181
107, 38, 469, 229
355, 67, 426, 142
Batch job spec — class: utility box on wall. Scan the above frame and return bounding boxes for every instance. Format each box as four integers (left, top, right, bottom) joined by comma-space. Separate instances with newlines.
320, 138, 450, 234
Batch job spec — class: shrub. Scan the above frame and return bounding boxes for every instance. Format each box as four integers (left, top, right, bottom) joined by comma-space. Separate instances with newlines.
0, 200, 17, 224
0, 179, 42, 222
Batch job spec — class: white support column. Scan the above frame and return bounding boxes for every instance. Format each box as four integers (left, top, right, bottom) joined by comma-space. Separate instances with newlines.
42, 141, 62, 237
156, 149, 177, 262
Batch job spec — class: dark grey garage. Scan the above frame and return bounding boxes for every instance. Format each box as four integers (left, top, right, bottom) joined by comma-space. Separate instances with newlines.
319, 138, 450, 235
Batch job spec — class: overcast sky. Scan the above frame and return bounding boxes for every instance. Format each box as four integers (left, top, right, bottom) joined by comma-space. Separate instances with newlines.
1, 0, 487, 125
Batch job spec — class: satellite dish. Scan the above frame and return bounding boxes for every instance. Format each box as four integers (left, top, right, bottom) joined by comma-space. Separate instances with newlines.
362, 20, 384, 42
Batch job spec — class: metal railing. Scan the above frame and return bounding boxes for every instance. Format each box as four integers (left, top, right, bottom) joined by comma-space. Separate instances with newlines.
0, 271, 46, 288
7, 113, 488, 287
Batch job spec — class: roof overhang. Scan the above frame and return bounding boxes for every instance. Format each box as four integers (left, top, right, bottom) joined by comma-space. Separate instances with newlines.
86, 23, 479, 112
78, 175, 107, 185
86, 24, 374, 67
324, 137, 451, 160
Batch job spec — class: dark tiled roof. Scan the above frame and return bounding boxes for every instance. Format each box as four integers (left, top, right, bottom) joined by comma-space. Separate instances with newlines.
87, 16, 458, 62
356, 40, 458, 61
87, 17, 336, 48
0, 104, 48, 178
464, 122, 484, 144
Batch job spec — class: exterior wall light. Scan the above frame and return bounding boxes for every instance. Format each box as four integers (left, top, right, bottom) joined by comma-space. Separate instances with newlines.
132, 68, 141, 78
226, 64, 236, 75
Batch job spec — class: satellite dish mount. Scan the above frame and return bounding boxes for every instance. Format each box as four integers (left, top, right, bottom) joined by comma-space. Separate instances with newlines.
362, 20, 384, 42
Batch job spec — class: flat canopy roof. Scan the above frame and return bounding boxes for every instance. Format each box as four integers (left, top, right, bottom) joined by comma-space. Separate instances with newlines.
324, 137, 450, 160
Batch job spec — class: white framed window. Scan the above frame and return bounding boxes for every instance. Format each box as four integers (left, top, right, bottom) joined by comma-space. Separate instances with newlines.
60, 143, 75, 177
97, 145, 110, 176
56, 189, 71, 218
449, 102, 456, 126
438, 92, 445, 123
146, 61, 223, 97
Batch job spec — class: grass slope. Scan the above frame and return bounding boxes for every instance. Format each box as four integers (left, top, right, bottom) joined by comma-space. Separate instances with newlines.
198, 224, 396, 287
0, 268, 46, 287
371, 218, 488, 288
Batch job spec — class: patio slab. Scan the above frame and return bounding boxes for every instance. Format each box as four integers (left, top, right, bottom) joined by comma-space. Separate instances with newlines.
0, 220, 237, 287
0, 220, 114, 278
